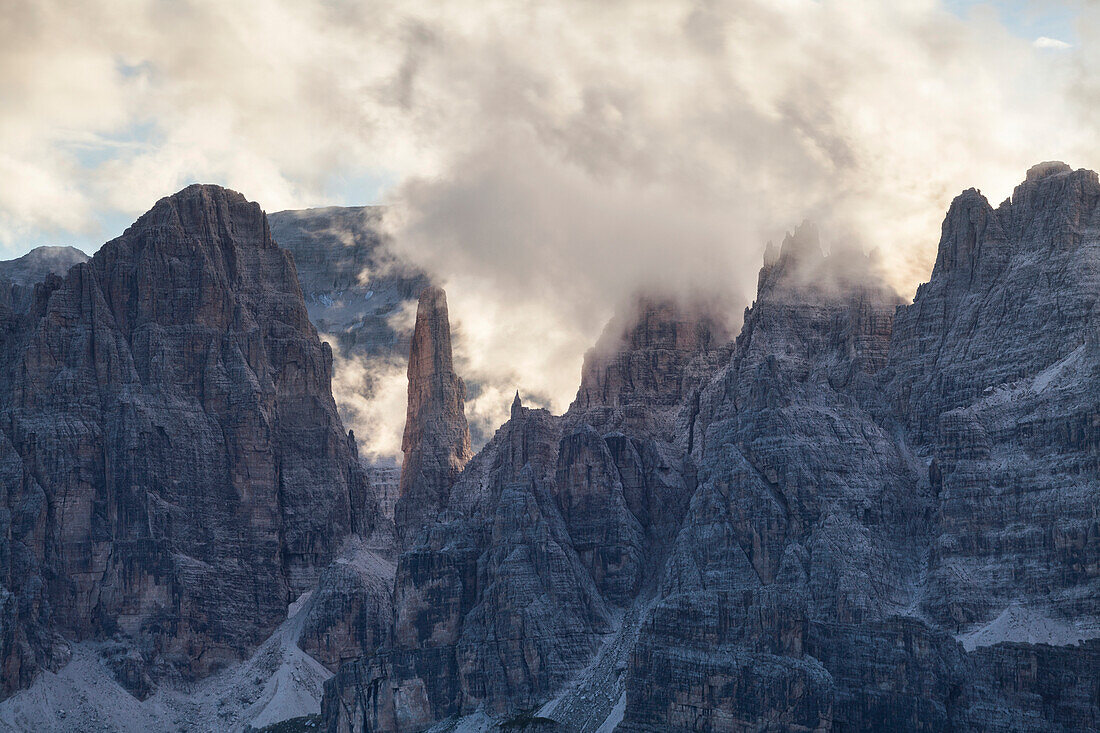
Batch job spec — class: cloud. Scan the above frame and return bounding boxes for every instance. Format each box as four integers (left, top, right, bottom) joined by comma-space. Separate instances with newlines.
4, 0, 1100, 440
1034, 36, 1072, 49
321, 335, 409, 464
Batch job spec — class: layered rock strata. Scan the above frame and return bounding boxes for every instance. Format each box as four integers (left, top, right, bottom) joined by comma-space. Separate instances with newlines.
620, 224, 926, 731
885, 162, 1100, 633
0, 185, 383, 698
392, 286, 472, 544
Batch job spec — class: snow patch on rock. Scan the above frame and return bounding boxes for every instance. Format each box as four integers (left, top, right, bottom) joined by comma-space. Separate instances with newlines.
958, 603, 1100, 651
0, 590, 331, 732
594, 691, 626, 733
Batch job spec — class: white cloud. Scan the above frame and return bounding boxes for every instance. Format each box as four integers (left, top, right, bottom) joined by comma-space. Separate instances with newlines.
1034, 36, 1072, 49
321, 335, 410, 464
4, 0, 1100, 442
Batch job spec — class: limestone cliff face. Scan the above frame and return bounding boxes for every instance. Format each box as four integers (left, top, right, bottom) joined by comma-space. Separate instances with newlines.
622, 172, 1100, 732
9, 167, 1093, 730
571, 297, 730, 418
324, 293, 728, 731
621, 224, 932, 731
393, 286, 472, 544
884, 162, 1100, 638
268, 206, 430, 504
888, 162, 1100, 441
0, 184, 382, 698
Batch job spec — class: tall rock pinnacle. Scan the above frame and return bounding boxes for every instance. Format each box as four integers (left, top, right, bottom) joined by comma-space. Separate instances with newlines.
393, 285, 472, 543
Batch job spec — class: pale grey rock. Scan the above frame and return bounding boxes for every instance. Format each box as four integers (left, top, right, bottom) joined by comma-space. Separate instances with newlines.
5, 164, 1095, 732
620, 224, 931, 732
298, 544, 396, 674
618, 174, 1100, 731
323, 296, 729, 732
0, 245, 88, 287
884, 162, 1100, 642
0, 245, 89, 323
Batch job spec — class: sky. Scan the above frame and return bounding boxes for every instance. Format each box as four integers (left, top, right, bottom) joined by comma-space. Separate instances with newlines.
2, 0, 1097, 454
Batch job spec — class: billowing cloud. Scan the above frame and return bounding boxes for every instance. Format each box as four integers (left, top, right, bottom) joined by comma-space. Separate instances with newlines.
321, 337, 409, 464
4, 0, 1099, 448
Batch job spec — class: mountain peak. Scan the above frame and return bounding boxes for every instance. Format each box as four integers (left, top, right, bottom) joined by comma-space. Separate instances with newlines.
780, 219, 821, 260
1025, 160, 1072, 182
571, 295, 729, 422
931, 187, 999, 278
394, 285, 472, 543
127, 184, 273, 251
0, 245, 88, 286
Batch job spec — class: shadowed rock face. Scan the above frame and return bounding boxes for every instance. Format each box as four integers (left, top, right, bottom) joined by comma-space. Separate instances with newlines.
621, 227, 939, 732
393, 286, 472, 545
0, 184, 383, 697
3, 165, 1095, 730
620, 173, 1100, 732
297, 544, 396, 674
268, 206, 431, 489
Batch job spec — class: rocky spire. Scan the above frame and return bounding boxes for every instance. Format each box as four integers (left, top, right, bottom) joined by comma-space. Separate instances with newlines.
756, 220, 825, 295
393, 286, 472, 543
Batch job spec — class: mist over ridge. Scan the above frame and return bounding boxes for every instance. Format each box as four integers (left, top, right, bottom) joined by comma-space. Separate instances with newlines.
5, 1, 1100, 435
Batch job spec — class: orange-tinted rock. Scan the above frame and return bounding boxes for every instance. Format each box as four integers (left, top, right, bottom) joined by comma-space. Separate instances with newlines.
393, 286, 471, 544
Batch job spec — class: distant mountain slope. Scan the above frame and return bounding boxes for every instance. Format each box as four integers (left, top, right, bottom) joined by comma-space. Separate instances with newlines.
0, 245, 88, 286
269, 206, 428, 374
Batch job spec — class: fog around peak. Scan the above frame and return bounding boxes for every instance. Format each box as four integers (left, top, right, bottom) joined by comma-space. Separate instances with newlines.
4, 0, 1099, 429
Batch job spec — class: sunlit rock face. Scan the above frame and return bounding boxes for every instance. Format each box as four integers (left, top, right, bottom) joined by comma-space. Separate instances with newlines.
393, 286, 472, 545
0, 185, 385, 698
